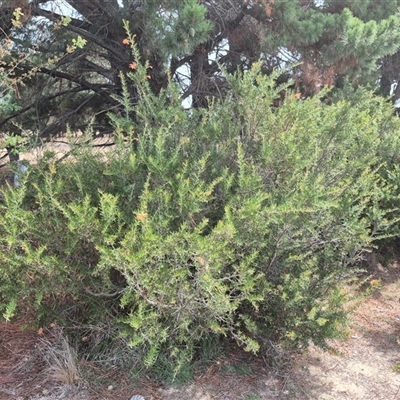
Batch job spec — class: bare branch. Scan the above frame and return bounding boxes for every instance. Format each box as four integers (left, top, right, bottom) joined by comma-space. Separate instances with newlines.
30, 5, 93, 31
31, 7, 127, 64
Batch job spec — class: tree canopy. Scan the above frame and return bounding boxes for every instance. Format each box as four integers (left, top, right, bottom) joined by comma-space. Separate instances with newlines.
1, 0, 400, 141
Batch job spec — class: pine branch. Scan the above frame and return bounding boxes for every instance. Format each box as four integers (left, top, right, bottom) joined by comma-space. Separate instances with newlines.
83, 285, 125, 298
30, 6, 93, 32
0, 86, 91, 130
31, 7, 127, 64
65, 0, 120, 22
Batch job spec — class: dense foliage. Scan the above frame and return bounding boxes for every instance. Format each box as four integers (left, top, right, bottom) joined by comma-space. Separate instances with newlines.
2, 60, 400, 376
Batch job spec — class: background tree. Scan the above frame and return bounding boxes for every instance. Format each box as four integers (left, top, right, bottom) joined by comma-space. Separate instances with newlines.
1, 0, 400, 148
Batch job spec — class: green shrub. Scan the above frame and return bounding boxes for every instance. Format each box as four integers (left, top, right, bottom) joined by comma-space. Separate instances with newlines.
1, 62, 400, 377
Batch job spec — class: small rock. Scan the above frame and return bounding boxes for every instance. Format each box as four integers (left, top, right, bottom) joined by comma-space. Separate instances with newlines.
108, 385, 114, 391
130, 395, 145, 400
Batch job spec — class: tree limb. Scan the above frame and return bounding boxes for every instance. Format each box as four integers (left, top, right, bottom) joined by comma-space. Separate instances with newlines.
83, 285, 125, 298
0, 83, 113, 131
31, 7, 127, 64
30, 5, 93, 32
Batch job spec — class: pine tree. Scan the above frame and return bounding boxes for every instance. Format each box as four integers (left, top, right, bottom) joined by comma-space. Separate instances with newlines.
238, 0, 400, 96
1, 0, 400, 141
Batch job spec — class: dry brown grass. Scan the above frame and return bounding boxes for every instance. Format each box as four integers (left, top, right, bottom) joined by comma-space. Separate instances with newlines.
40, 334, 81, 385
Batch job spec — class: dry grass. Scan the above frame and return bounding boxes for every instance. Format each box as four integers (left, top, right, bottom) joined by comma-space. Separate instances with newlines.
40, 334, 81, 385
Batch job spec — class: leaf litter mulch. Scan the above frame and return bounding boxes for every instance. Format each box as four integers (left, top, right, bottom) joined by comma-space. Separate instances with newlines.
1, 259, 400, 400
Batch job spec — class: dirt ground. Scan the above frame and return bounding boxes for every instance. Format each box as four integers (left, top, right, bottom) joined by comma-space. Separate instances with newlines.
0, 260, 399, 400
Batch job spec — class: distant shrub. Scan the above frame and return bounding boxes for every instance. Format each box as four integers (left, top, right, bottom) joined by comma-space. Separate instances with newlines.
1, 62, 400, 378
